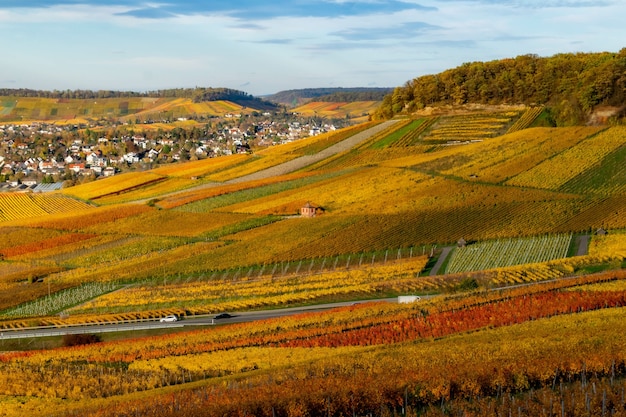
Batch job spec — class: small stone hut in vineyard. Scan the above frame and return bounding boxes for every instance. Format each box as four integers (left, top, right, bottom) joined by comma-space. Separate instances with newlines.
300, 202, 324, 218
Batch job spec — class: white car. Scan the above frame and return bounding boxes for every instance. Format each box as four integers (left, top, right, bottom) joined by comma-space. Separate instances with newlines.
160, 315, 178, 323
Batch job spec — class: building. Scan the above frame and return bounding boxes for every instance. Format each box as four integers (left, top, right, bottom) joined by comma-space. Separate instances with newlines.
301, 202, 323, 218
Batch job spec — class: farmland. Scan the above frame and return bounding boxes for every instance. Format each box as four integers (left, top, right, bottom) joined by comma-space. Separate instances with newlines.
0, 96, 247, 123
0, 106, 625, 416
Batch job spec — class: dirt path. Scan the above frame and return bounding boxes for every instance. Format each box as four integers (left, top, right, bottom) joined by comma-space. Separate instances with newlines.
144, 119, 399, 203
224, 119, 399, 183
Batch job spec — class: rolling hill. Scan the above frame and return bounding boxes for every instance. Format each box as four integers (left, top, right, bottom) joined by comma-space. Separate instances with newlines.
265, 87, 393, 106
0, 96, 250, 124
0, 107, 623, 297
0, 104, 625, 417
0, 87, 278, 123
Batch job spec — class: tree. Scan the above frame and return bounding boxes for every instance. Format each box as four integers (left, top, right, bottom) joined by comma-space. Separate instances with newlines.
377, 50, 626, 124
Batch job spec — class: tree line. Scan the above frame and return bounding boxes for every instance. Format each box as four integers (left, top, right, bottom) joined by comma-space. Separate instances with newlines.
0, 87, 266, 103
315, 88, 393, 102
267, 87, 393, 106
375, 49, 626, 125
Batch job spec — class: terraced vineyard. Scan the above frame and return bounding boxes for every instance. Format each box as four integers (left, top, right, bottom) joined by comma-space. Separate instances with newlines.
422, 111, 520, 143
505, 106, 544, 133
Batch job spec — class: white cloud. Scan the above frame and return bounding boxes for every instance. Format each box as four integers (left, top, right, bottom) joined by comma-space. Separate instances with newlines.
0, 0, 624, 94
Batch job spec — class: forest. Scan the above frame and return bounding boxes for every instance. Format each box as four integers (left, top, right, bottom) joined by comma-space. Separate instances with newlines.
375, 50, 626, 125
266, 87, 393, 106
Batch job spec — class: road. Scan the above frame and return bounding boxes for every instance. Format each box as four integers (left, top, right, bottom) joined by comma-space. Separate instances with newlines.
0, 299, 398, 341
576, 234, 590, 256
0, 121, 408, 342
429, 246, 453, 276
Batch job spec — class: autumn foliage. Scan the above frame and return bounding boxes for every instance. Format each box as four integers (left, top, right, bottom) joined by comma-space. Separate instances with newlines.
1, 271, 626, 416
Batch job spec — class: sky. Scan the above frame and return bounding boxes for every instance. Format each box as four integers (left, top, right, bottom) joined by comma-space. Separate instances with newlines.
0, 0, 624, 96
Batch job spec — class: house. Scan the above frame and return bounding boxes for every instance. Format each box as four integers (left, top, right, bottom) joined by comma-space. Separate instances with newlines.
68, 163, 85, 174
122, 153, 140, 163
1, 165, 14, 176
301, 202, 324, 218
147, 149, 160, 160
39, 161, 56, 173
86, 152, 107, 167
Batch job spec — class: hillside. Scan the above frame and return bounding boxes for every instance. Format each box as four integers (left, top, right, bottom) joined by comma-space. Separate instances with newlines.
0, 96, 246, 124
0, 109, 625, 416
0, 87, 277, 123
290, 100, 381, 122
376, 50, 626, 125
265, 87, 392, 106
0, 109, 623, 299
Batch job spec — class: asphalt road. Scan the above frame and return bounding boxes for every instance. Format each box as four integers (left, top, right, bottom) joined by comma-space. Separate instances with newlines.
0, 299, 399, 341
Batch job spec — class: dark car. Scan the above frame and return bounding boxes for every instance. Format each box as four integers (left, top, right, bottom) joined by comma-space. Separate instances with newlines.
213, 313, 232, 319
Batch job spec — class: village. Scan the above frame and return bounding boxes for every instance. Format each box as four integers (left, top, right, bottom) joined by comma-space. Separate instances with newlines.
0, 112, 342, 192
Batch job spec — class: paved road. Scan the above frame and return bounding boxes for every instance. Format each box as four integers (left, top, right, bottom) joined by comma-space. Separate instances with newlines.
576, 235, 590, 256
430, 246, 453, 276
0, 299, 399, 341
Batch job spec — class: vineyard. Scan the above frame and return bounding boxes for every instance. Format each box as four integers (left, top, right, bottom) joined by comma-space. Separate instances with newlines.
1, 271, 626, 416
505, 126, 626, 190
60, 171, 170, 201
505, 106, 544, 133
445, 233, 572, 273
290, 100, 381, 121
421, 111, 520, 143
1, 109, 626, 415
0, 194, 92, 222
203, 122, 384, 183
0, 96, 246, 123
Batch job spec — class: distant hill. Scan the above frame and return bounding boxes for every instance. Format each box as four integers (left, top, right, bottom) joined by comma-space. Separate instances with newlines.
266, 87, 393, 107
0, 87, 278, 123
0, 87, 276, 108
0, 87, 278, 122
376, 50, 626, 125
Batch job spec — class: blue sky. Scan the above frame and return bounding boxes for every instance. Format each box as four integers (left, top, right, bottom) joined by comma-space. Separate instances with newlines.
0, 0, 624, 96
